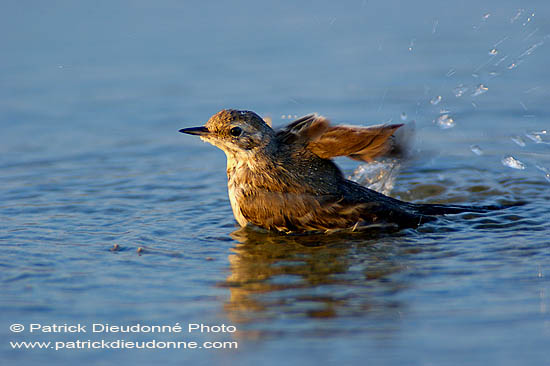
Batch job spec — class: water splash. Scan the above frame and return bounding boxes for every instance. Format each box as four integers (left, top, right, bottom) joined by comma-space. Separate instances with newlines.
518, 40, 544, 58
519, 101, 528, 111
408, 38, 416, 52
536, 166, 550, 183
523, 12, 535, 27
502, 156, 526, 170
453, 84, 468, 97
471, 84, 488, 97
507, 60, 523, 70
446, 68, 456, 77
489, 48, 499, 55
432, 19, 439, 34
400, 112, 407, 121
435, 114, 455, 129
430, 95, 442, 105
525, 130, 549, 144
470, 145, 483, 155
473, 13, 491, 31
510, 9, 525, 23
511, 136, 526, 147
350, 159, 401, 195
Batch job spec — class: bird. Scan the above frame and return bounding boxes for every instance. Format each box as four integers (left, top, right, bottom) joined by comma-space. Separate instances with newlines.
179, 109, 507, 234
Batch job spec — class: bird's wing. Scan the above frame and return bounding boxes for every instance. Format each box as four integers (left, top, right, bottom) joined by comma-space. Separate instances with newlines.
308, 123, 403, 162
237, 190, 375, 232
277, 115, 403, 162
236, 187, 424, 233
276, 114, 331, 144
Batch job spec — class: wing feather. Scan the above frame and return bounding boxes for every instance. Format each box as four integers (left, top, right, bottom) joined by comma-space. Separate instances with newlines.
238, 190, 389, 233
277, 115, 403, 162
309, 124, 403, 162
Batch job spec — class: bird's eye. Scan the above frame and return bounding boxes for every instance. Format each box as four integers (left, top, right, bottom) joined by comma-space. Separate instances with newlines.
229, 127, 242, 137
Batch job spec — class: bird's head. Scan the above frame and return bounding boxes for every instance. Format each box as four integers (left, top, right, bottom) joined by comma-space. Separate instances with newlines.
180, 109, 274, 158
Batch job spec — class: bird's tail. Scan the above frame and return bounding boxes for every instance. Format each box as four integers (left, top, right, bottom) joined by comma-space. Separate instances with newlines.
410, 201, 526, 216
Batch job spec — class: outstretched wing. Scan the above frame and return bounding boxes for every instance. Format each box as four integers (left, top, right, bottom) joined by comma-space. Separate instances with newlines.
309, 123, 403, 162
276, 114, 331, 144
277, 114, 403, 162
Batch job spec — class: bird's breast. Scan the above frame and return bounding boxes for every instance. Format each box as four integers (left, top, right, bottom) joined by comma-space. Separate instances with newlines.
226, 170, 250, 227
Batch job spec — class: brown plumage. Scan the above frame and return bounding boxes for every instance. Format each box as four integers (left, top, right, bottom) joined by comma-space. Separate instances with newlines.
179, 109, 505, 234
282, 114, 403, 162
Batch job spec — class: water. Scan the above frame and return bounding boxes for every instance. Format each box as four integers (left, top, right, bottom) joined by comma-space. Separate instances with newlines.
1, 1, 550, 365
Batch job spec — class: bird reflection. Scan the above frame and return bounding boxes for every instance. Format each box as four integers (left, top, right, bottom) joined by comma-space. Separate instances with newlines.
222, 226, 413, 326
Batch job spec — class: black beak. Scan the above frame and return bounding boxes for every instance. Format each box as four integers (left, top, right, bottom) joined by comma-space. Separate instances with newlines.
179, 126, 210, 136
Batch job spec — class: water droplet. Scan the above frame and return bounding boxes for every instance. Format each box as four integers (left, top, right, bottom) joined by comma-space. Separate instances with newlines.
489, 48, 498, 55
510, 8, 525, 23
536, 165, 549, 173
474, 13, 491, 30
525, 133, 544, 144
502, 156, 526, 170
281, 115, 286, 119
400, 112, 407, 121
446, 68, 456, 77
453, 84, 468, 97
511, 136, 526, 147
519, 41, 544, 58
472, 84, 488, 97
519, 101, 528, 111
435, 114, 455, 129
470, 145, 483, 155
432, 19, 439, 34
472, 73, 479, 78
430, 95, 442, 105
408, 38, 416, 52
523, 13, 535, 26
471, 102, 478, 109
507, 61, 522, 70
538, 166, 550, 183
